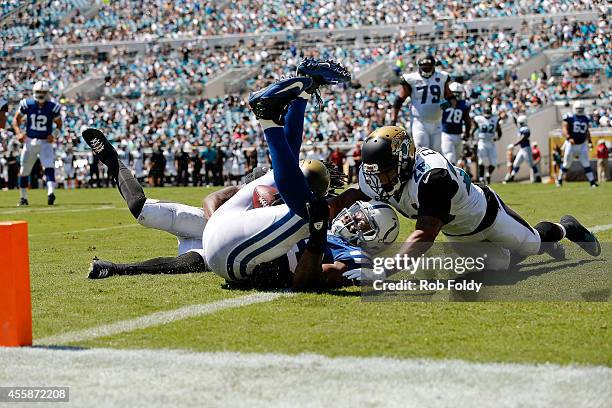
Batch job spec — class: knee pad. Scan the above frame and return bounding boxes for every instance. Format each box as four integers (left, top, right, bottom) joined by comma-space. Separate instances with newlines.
44, 167, 55, 182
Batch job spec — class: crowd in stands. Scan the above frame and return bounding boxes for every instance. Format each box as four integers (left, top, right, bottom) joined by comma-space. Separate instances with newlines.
0, 0, 604, 46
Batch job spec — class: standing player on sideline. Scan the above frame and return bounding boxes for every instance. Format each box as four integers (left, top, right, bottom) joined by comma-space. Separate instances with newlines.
472, 105, 501, 185
391, 54, 454, 152
557, 101, 598, 188
12, 81, 62, 206
441, 82, 471, 165
504, 115, 541, 183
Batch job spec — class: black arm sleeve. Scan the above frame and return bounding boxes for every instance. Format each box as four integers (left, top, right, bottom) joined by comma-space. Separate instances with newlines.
417, 168, 458, 224
0, 99, 8, 113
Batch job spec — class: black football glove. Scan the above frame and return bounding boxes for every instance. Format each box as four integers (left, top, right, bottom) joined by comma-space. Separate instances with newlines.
305, 198, 329, 253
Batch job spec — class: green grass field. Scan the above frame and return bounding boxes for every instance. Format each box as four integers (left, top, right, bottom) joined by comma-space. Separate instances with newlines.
1, 183, 611, 366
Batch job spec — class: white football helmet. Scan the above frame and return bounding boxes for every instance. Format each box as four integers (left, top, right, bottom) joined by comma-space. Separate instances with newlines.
517, 115, 528, 127
331, 200, 400, 254
573, 101, 585, 115
449, 82, 464, 99
32, 81, 50, 103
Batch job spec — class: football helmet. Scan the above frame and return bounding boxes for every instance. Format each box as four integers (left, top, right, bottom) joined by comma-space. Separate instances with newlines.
300, 159, 330, 198
33, 81, 50, 103
449, 82, 464, 99
417, 54, 436, 78
331, 200, 399, 254
361, 126, 415, 201
573, 101, 585, 115
517, 115, 528, 127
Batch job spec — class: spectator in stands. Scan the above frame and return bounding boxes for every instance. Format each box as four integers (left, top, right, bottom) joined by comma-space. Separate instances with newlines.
350, 143, 362, 184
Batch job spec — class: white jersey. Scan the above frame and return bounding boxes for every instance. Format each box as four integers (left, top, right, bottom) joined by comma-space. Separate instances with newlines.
131, 149, 145, 177
402, 70, 449, 123
164, 149, 176, 174
359, 147, 488, 236
473, 115, 499, 142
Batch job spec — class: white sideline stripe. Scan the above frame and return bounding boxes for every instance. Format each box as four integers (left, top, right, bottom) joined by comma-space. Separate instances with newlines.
591, 223, 612, 233
0, 348, 610, 408
30, 224, 139, 236
0, 205, 117, 215
36, 292, 293, 346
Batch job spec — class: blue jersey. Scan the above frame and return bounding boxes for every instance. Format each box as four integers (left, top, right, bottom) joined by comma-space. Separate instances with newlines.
517, 126, 531, 148
289, 234, 373, 280
18, 98, 61, 139
441, 100, 469, 135
563, 114, 589, 144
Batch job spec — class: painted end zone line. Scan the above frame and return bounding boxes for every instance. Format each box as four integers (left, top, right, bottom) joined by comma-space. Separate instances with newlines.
37, 292, 294, 346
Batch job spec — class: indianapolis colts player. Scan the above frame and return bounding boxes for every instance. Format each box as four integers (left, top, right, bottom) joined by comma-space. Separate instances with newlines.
557, 101, 597, 187
441, 82, 471, 165
84, 59, 394, 288
472, 105, 501, 185
504, 115, 541, 183
12, 81, 63, 206
329, 125, 601, 276
391, 54, 455, 153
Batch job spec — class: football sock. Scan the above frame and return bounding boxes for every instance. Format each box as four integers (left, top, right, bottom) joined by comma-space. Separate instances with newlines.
117, 161, 146, 219
115, 251, 208, 275
20, 187, 27, 199
534, 221, 565, 243
584, 167, 595, 182
19, 176, 28, 197
262, 124, 313, 219
284, 96, 309, 161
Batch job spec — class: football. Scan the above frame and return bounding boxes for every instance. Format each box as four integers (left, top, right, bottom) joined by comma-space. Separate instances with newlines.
252, 185, 281, 208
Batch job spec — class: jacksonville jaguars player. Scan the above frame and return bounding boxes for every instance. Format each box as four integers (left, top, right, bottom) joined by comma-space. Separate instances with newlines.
504, 115, 541, 183
329, 125, 601, 275
557, 101, 597, 188
12, 81, 63, 206
391, 54, 455, 153
472, 105, 501, 185
0, 97, 7, 129
441, 82, 471, 165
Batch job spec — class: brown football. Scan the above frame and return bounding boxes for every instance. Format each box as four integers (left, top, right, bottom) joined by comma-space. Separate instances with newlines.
252, 185, 281, 208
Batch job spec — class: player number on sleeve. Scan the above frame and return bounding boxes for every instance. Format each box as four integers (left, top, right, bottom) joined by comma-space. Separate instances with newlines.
29, 114, 48, 132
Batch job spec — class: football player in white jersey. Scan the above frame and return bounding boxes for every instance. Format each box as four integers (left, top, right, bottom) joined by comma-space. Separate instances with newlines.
329, 126, 601, 275
504, 115, 542, 183
472, 105, 501, 184
391, 54, 454, 153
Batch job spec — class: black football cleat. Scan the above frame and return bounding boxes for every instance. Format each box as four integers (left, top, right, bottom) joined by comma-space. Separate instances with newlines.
560, 215, 601, 256
47, 192, 56, 206
248, 77, 313, 125
590, 181, 599, 188
82, 128, 120, 178
18, 197, 29, 206
88, 258, 119, 279
297, 58, 351, 89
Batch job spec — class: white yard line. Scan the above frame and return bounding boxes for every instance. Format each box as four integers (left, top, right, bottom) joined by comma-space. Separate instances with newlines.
591, 223, 612, 233
0, 348, 610, 408
0, 205, 118, 215
36, 292, 294, 346
30, 224, 139, 237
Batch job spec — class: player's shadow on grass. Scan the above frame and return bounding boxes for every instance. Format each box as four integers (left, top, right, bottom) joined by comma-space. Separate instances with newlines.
463, 258, 605, 286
